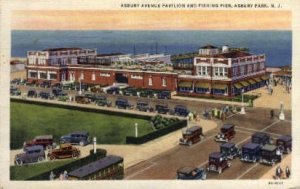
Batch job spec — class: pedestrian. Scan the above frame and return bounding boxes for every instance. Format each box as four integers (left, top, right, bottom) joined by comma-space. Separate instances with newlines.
286, 166, 291, 178
270, 109, 274, 119
271, 88, 273, 95
275, 166, 283, 179
49, 171, 55, 180
63, 170, 68, 180
59, 173, 64, 180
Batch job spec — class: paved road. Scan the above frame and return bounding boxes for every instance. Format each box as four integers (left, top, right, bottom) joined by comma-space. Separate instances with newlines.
124, 107, 291, 180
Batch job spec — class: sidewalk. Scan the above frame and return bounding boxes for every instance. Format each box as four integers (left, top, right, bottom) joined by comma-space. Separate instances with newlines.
172, 95, 243, 106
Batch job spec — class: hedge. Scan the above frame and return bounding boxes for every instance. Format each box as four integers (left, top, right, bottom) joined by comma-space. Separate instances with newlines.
126, 120, 187, 144
27, 149, 107, 180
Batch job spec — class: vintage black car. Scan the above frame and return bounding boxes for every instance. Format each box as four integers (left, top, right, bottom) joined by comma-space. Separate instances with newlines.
48, 143, 80, 160
240, 143, 262, 163
106, 87, 120, 95
177, 166, 206, 180
60, 131, 90, 146
179, 126, 204, 146
220, 142, 240, 160
157, 90, 171, 99
174, 105, 189, 117
215, 124, 236, 142
75, 94, 90, 104
251, 132, 272, 146
207, 152, 231, 174
136, 101, 153, 112
259, 144, 282, 166
276, 135, 292, 154
27, 90, 37, 98
15, 145, 45, 165
122, 87, 138, 96
84, 93, 96, 102
115, 98, 133, 109
95, 96, 112, 107
39, 91, 54, 99
155, 104, 170, 114
11, 78, 21, 85
52, 87, 62, 96
10, 87, 21, 96
139, 90, 155, 98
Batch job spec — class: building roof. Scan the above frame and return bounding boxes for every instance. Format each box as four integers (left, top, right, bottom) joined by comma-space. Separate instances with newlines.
242, 143, 260, 150
278, 135, 292, 142
262, 144, 277, 152
200, 45, 218, 49
220, 142, 235, 149
43, 47, 82, 52
68, 155, 123, 178
209, 152, 222, 159
213, 51, 252, 58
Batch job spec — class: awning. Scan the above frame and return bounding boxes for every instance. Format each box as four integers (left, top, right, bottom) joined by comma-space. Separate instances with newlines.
261, 76, 268, 80
248, 79, 256, 85
178, 81, 193, 88
234, 83, 243, 89
195, 82, 210, 88
212, 84, 227, 90
253, 77, 262, 82
240, 81, 250, 87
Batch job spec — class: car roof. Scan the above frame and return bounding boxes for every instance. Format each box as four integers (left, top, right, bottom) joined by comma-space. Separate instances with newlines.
262, 144, 277, 152
34, 135, 53, 140
177, 166, 195, 174
220, 142, 235, 148
209, 152, 222, 159
278, 135, 292, 142
68, 155, 123, 178
186, 126, 202, 132
96, 95, 106, 99
221, 124, 235, 130
175, 105, 187, 109
242, 143, 260, 150
70, 131, 89, 135
25, 145, 44, 151
116, 98, 127, 101
252, 132, 268, 138
137, 101, 148, 104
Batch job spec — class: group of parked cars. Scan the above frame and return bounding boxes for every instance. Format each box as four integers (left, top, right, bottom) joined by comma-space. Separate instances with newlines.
177, 124, 292, 179
14, 131, 90, 166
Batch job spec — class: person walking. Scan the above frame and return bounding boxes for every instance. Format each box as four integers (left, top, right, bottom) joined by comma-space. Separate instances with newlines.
270, 109, 274, 119
49, 171, 55, 180
275, 166, 283, 179
286, 166, 291, 178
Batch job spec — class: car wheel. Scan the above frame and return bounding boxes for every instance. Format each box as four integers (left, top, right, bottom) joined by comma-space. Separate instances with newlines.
38, 156, 45, 162
15, 159, 23, 166
50, 155, 56, 161
79, 141, 85, 146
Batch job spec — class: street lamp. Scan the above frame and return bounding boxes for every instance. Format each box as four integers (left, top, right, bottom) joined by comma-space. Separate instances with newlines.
240, 88, 246, 114
279, 101, 285, 120
135, 123, 138, 138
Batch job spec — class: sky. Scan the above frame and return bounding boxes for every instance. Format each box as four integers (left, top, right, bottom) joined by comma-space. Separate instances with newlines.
12, 10, 291, 30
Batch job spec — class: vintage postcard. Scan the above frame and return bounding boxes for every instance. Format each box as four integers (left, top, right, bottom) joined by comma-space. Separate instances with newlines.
0, 0, 300, 188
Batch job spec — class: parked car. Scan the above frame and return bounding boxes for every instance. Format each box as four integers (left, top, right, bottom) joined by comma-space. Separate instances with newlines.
174, 105, 189, 117
84, 93, 96, 102
47, 143, 80, 160
15, 145, 45, 165
177, 166, 206, 180
60, 131, 90, 146
251, 132, 272, 146
95, 96, 112, 107
136, 101, 153, 112
215, 124, 236, 142
259, 144, 282, 166
155, 104, 170, 114
23, 135, 56, 149
179, 126, 204, 146
115, 98, 133, 109
27, 90, 37, 98
220, 142, 240, 160
276, 135, 292, 154
207, 152, 231, 174
75, 94, 90, 104
10, 87, 21, 96
122, 87, 138, 96
139, 90, 155, 98
240, 143, 262, 163
11, 78, 21, 85
106, 87, 120, 95
39, 91, 54, 99
157, 90, 171, 99
52, 87, 62, 96
40, 80, 51, 88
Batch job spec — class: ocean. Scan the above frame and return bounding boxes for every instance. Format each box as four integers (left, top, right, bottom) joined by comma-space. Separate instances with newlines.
12, 30, 292, 67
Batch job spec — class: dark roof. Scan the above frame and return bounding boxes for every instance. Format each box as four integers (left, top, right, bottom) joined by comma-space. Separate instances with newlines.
262, 144, 277, 152
242, 143, 260, 150
177, 166, 195, 174
175, 105, 187, 109
213, 51, 252, 58
25, 145, 44, 151
68, 155, 123, 178
220, 142, 235, 149
43, 47, 82, 52
221, 124, 234, 130
209, 152, 222, 159
34, 135, 53, 140
187, 126, 202, 133
278, 135, 292, 142
96, 53, 123, 57
252, 132, 268, 138
200, 45, 218, 49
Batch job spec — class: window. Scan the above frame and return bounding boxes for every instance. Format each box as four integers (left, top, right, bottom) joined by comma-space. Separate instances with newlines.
39, 72, 47, 79
214, 67, 227, 77
240, 66, 245, 75
92, 73, 95, 81
49, 73, 57, 80
148, 77, 153, 86
197, 66, 208, 76
253, 63, 257, 72
28, 71, 37, 78
248, 64, 252, 73
162, 78, 167, 87
233, 67, 238, 77
100, 73, 110, 77
260, 62, 265, 70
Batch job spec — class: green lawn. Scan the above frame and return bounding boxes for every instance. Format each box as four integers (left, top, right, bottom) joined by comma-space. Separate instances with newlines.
10, 102, 153, 149
10, 159, 73, 180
